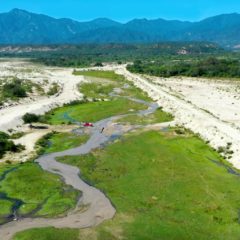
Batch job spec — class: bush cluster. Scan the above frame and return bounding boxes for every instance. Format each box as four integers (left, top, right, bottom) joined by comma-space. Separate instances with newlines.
3, 79, 27, 99
22, 113, 41, 124
0, 132, 25, 158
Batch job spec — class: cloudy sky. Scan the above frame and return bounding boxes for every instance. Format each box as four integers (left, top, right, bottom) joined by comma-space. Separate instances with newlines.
0, 0, 239, 22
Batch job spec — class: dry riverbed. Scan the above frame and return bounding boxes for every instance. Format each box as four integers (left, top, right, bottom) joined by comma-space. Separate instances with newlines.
0, 59, 84, 132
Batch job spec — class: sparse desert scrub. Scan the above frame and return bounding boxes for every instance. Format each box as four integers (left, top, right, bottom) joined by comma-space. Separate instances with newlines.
75, 70, 151, 101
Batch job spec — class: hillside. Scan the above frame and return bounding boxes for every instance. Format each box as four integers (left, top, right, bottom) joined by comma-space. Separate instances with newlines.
0, 9, 240, 47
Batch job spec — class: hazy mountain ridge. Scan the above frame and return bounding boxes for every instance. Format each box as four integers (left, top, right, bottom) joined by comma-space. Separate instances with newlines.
0, 9, 240, 46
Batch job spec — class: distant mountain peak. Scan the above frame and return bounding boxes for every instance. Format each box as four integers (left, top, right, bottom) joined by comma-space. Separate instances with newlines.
127, 18, 149, 23
91, 17, 116, 22
89, 18, 122, 27
9, 8, 29, 14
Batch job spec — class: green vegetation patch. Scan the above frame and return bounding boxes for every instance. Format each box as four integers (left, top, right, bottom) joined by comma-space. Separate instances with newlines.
54, 130, 240, 240
0, 132, 25, 159
75, 70, 151, 101
10, 132, 25, 140
73, 70, 125, 81
22, 113, 41, 124
0, 199, 13, 223
2, 79, 27, 99
36, 132, 89, 154
0, 78, 45, 105
13, 227, 79, 240
47, 83, 60, 96
118, 107, 173, 125
128, 57, 240, 78
44, 98, 147, 125
25, 43, 223, 68
80, 82, 115, 99
0, 162, 80, 218
0, 163, 14, 175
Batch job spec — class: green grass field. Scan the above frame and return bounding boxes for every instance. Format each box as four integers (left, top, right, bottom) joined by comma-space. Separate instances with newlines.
0, 199, 13, 224
44, 98, 147, 125
45, 132, 89, 153
0, 163, 80, 221
0, 163, 14, 175
118, 107, 174, 125
73, 70, 125, 81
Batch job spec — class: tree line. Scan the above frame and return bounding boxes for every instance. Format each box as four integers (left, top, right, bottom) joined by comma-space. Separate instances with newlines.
127, 57, 240, 78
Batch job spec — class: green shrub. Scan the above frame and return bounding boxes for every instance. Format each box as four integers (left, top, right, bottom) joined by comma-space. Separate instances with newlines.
3, 79, 27, 99
94, 62, 103, 67
22, 113, 40, 124
47, 83, 60, 96
0, 131, 25, 158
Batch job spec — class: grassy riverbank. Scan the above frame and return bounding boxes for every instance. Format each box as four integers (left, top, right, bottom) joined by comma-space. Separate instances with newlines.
44, 98, 147, 125
36, 132, 89, 154
0, 162, 80, 223
13, 227, 79, 240
46, 132, 89, 153
117, 107, 174, 125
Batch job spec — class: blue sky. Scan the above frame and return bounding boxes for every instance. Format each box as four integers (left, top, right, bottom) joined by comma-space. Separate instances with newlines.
0, 0, 240, 22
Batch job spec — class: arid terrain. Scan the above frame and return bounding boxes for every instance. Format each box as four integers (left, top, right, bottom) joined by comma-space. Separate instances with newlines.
0, 59, 83, 132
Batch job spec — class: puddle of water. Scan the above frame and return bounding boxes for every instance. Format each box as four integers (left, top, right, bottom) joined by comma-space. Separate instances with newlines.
210, 159, 240, 176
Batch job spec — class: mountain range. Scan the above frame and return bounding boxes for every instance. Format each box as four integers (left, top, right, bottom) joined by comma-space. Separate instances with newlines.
0, 8, 240, 47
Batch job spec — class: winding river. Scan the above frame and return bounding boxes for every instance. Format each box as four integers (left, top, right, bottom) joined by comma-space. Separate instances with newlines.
0, 97, 160, 240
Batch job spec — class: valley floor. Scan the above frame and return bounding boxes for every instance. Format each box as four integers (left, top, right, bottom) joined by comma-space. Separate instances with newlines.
1, 62, 240, 239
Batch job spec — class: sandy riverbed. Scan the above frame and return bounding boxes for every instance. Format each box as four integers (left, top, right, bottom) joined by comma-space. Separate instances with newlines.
0, 59, 85, 132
